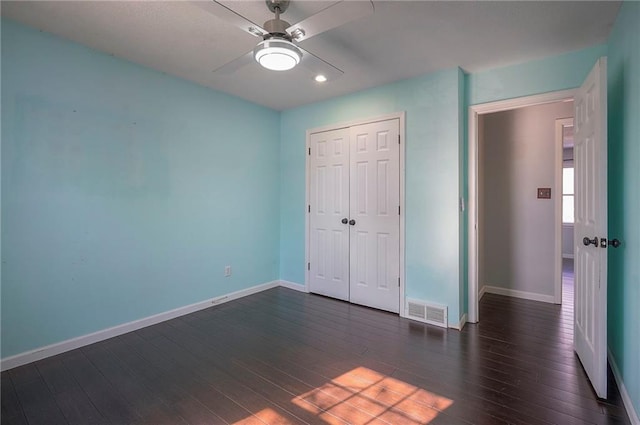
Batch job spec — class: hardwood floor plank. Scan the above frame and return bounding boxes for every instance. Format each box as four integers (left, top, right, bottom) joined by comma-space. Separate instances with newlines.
60, 350, 141, 424
36, 355, 112, 425
1, 372, 29, 425
11, 370, 69, 425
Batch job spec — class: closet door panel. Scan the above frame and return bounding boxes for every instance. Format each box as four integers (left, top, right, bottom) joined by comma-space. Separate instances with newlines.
309, 128, 350, 300
349, 119, 400, 313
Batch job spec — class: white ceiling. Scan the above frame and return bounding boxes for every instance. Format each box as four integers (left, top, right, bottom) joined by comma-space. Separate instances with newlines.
2, 1, 621, 110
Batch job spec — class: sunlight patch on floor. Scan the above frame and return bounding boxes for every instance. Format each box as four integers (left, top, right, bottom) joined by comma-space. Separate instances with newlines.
291, 366, 454, 424
234, 408, 297, 425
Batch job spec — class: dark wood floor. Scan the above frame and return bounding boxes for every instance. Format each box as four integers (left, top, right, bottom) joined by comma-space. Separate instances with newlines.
1, 273, 631, 424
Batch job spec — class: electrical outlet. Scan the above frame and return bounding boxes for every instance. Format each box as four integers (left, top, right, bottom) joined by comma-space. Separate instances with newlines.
224, 266, 232, 277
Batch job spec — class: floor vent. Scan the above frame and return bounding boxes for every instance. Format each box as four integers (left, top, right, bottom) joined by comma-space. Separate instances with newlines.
406, 299, 448, 328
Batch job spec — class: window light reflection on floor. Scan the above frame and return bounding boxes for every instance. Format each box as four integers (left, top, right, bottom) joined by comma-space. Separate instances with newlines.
293, 366, 454, 424
233, 367, 453, 424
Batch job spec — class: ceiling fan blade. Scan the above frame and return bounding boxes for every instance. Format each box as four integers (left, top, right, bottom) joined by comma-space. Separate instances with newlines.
213, 50, 254, 75
286, 0, 374, 42
193, 1, 266, 38
298, 47, 344, 81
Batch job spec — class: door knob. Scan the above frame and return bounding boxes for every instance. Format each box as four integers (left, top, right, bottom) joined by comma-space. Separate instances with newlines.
349, 219, 356, 226
608, 238, 621, 248
341, 218, 348, 224
583, 237, 598, 247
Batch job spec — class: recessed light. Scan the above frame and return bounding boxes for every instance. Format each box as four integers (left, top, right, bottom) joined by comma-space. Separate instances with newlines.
314, 74, 328, 83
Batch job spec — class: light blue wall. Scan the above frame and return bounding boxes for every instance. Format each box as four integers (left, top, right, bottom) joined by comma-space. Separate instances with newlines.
280, 69, 464, 323
1, 20, 281, 358
607, 1, 640, 417
467, 44, 607, 106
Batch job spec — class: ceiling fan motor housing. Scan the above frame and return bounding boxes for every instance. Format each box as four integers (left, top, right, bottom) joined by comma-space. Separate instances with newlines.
263, 18, 292, 39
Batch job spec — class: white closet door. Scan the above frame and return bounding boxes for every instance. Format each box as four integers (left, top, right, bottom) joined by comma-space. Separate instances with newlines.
308, 128, 350, 301
348, 119, 400, 313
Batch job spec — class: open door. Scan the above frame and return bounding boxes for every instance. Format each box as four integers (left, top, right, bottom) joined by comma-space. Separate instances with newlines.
573, 57, 608, 399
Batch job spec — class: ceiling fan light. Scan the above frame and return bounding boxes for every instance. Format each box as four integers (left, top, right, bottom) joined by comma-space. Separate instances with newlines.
254, 39, 302, 71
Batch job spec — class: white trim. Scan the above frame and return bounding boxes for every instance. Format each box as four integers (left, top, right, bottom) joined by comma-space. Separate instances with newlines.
555, 117, 574, 304
0, 281, 280, 371
399, 112, 406, 318
469, 90, 577, 115
278, 280, 308, 292
455, 313, 468, 331
305, 112, 406, 317
305, 131, 311, 293
562, 254, 575, 260
468, 89, 576, 323
608, 348, 640, 425
478, 285, 487, 301
306, 112, 406, 136
483, 285, 556, 304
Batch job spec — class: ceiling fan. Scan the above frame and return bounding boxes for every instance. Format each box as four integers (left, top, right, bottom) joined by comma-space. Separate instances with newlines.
198, 0, 374, 81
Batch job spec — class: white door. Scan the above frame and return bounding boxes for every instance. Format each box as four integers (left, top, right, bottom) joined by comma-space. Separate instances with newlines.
309, 128, 350, 301
308, 119, 400, 313
573, 57, 608, 399
349, 120, 400, 313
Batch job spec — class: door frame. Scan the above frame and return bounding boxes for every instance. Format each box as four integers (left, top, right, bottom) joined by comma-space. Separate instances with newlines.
555, 117, 575, 304
304, 112, 406, 317
467, 91, 575, 323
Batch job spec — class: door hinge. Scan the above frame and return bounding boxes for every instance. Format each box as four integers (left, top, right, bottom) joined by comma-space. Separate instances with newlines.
308, 147, 311, 155
308, 262, 310, 271
308, 205, 310, 213
398, 205, 401, 215
398, 135, 400, 144
398, 277, 400, 287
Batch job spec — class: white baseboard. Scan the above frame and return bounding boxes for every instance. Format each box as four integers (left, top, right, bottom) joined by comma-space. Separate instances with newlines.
0, 280, 280, 371
479, 285, 487, 301
450, 313, 467, 331
278, 280, 308, 292
483, 285, 555, 304
608, 348, 640, 425
562, 254, 575, 259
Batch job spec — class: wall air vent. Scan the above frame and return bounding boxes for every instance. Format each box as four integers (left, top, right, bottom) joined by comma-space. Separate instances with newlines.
406, 299, 448, 328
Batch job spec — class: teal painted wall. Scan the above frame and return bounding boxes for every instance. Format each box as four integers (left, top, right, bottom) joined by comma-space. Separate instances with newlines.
280, 69, 464, 323
467, 44, 607, 106
607, 1, 640, 417
1, 20, 281, 358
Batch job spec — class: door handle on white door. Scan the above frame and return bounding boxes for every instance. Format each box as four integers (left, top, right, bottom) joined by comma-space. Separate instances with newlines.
349, 219, 356, 226
341, 218, 348, 224
583, 237, 598, 247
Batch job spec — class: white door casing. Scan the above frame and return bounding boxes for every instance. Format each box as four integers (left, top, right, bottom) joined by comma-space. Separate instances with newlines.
349, 120, 401, 313
308, 128, 350, 301
555, 117, 575, 304
573, 57, 608, 399
307, 117, 401, 314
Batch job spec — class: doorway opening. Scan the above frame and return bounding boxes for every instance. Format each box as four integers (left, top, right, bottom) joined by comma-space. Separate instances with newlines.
475, 99, 574, 315
559, 119, 575, 306
468, 89, 577, 324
